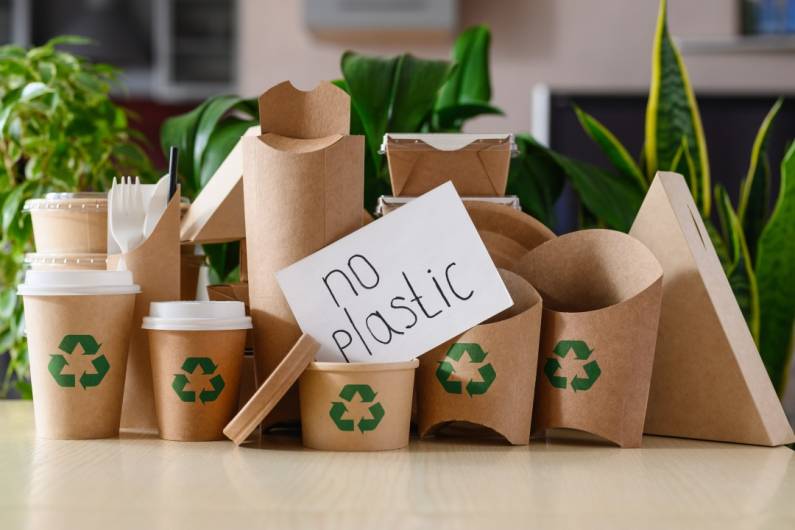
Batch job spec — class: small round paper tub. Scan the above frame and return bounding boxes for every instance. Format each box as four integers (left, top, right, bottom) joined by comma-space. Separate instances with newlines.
299, 359, 419, 451
143, 301, 252, 441
513, 229, 663, 448
24, 192, 107, 254
417, 270, 542, 445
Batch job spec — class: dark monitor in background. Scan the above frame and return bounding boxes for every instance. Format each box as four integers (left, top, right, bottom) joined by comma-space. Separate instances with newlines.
547, 93, 795, 233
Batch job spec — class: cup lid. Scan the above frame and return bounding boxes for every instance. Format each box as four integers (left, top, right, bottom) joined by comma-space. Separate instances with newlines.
24, 253, 108, 267
18, 270, 140, 296
23, 192, 107, 212
142, 301, 252, 331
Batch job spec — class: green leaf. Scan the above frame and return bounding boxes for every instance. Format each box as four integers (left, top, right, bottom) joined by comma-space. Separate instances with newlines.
45, 35, 92, 48
756, 142, 795, 394
434, 102, 503, 132
436, 24, 492, 108
388, 54, 452, 133
670, 136, 698, 198
645, 0, 710, 215
199, 117, 257, 189
160, 99, 212, 192
2, 183, 28, 234
193, 95, 247, 180
738, 98, 783, 259
574, 106, 646, 191
506, 134, 564, 228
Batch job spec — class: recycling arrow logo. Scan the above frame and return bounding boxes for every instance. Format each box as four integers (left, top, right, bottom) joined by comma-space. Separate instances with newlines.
435, 342, 496, 396
543, 340, 601, 392
329, 384, 385, 433
171, 357, 225, 404
48, 334, 110, 389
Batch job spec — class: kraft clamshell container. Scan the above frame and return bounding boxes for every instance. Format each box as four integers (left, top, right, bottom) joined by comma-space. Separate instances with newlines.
382, 134, 515, 196
18, 270, 139, 439
243, 81, 364, 427
417, 269, 542, 445
299, 359, 418, 451
24, 192, 107, 254
143, 301, 252, 441
513, 229, 663, 448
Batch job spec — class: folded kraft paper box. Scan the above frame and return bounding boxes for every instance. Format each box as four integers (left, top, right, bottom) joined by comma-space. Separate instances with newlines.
630, 172, 794, 446
513, 229, 664, 448
242, 81, 363, 426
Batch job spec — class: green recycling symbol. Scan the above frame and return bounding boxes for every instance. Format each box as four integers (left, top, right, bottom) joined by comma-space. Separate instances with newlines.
543, 340, 601, 392
171, 357, 225, 404
329, 384, 385, 433
48, 334, 110, 389
436, 342, 496, 396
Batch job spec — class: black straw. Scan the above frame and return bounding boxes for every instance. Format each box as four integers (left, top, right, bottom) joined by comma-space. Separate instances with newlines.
168, 146, 179, 199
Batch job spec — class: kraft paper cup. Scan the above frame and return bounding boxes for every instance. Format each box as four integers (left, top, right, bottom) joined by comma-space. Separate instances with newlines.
24, 192, 107, 254
143, 301, 252, 441
417, 270, 542, 445
299, 359, 419, 451
513, 229, 663, 448
24, 253, 107, 271
18, 270, 139, 439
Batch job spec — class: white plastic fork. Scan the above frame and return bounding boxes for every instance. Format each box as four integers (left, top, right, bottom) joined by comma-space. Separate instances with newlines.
109, 176, 146, 254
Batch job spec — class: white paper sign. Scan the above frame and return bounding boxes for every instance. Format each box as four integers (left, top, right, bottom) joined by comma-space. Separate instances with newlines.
276, 182, 513, 362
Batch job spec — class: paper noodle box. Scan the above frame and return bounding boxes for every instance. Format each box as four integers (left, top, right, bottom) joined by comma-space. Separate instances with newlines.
383, 134, 514, 197
513, 229, 663, 448
243, 81, 363, 426
417, 270, 542, 445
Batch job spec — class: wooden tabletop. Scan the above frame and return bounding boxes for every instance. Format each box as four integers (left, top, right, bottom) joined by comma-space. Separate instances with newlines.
1, 401, 794, 530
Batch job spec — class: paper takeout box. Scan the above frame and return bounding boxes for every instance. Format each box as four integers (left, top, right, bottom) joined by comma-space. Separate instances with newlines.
417, 269, 542, 445
383, 134, 514, 197
107, 192, 181, 432
243, 81, 363, 426
630, 172, 794, 446
513, 229, 663, 448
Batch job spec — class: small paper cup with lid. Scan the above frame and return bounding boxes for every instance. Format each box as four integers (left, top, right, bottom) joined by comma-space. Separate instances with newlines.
24, 192, 107, 254
18, 270, 140, 439
143, 301, 252, 441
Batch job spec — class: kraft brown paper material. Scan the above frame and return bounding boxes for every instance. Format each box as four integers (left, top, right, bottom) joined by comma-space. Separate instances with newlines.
107, 192, 181, 432
179, 126, 260, 244
238, 354, 257, 411
299, 360, 418, 451
243, 81, 363, 427
207, 283, 254, 350
148, 329, 246, 441
23, 293, 136, 439
513, 229, 663, 448
630, 172, 795, 446
31, 208, 107, 254
417, 269, 542, 445
385, 135, 511, 196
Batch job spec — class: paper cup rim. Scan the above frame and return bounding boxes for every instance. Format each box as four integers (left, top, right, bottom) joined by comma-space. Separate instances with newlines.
306, 359, 419, 373
17, 270, 139, 296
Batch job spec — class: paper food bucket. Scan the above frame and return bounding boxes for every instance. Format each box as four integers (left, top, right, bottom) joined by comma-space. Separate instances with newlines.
143, 301, 251, 441
299, 359, 418, 451
24, 253, 107, 271
417, 270, 542, 445
24, 192, 107, 254
18, 270, 139, 439
382, 134, 515, 196
513, 229, 663, 448
243, 81, 363, 427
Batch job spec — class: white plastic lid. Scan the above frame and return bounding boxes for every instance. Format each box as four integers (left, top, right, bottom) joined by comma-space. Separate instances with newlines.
24, 253, 108, 268
23, 192, 107, 212
18, 270, 140, 296
380, 133, 516, 154
143, 301, 252, 331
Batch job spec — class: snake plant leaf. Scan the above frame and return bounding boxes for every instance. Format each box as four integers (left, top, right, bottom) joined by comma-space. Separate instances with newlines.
507, 134, 565, 228
738, 98, 783, 259
756, 142, 795, 393
574, 106, 646, 191
715, 184, 760, 341
670, 136, 699, 199
389, 54, 453, 133
436, 24, 492, 109
645, 0, 711, 216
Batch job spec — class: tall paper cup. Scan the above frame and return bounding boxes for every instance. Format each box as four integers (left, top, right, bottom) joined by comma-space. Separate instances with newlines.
143, 301, 252, 441
18, 270, 139, 439
24, 192, 107, 254
299, 360, 418, 451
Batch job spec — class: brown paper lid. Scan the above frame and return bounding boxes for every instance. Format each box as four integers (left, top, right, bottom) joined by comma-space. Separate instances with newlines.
223, 334, 319, 445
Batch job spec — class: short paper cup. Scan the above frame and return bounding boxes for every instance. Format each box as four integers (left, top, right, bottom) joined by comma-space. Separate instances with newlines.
18, 270, 139, 439
143, 301, 252, 441
417, 269, 542, 445
24, 192, 107, 254
299, 359, 419, 451
513, 229, 663, 448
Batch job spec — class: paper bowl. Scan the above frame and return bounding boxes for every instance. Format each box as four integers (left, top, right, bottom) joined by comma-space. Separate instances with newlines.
513, 229, 663, 448
417, 270, 542, 445
24, 193, 107, 254
299, 359, 418, 451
